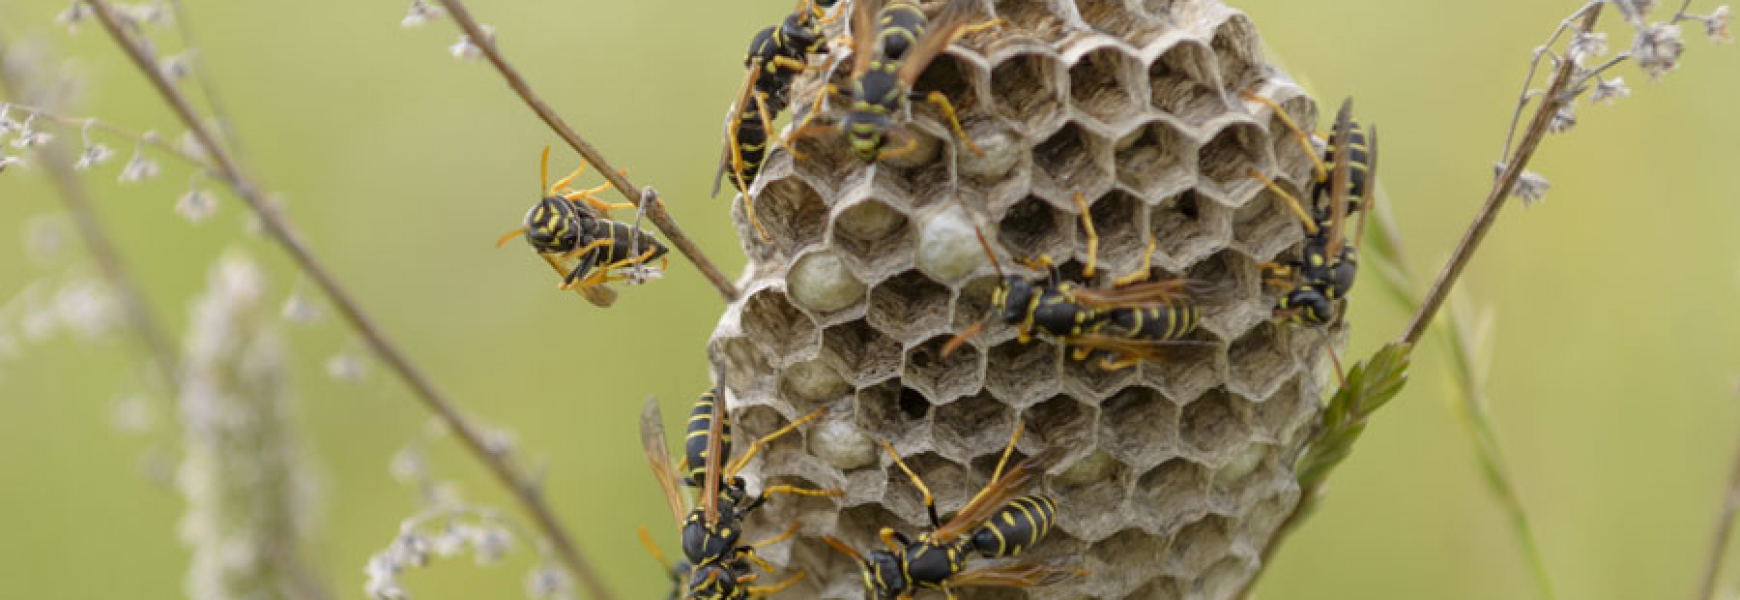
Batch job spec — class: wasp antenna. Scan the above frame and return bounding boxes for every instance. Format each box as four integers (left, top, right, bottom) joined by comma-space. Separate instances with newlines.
942, 319, 987, 357
539, 146, 551, 197
495, 227, 528, 249
972, 224, 1005, 278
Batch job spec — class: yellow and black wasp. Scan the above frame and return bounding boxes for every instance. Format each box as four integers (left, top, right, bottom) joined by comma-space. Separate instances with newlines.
1244, 97, 1379, 326
714, 0, 837, 239
496, 147, 670, 307
786, 0, 1001, 163
821, 419, 1083, 600
944, 193, 1219, 370
639, 392, 839, 599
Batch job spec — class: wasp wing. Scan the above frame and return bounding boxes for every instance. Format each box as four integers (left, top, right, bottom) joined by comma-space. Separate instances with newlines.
1351, 125, 1377, 252
1324, 98, 1354, 258
894, 0, 978, 88
640, 397, 690, 526
1071, 278, 1238, 309
702, 385, 727, 525
540, 254, 617, 307
930, 447, 1063, 543
948, 561, 1088, 588
712, 63, 764, 198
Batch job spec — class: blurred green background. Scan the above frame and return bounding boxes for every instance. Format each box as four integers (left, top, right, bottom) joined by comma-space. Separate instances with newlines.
1, 0, 1737, 599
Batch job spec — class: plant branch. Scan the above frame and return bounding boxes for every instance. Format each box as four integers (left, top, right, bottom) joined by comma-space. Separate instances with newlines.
0, 40, 180, 397
81, 4, 615, 600
1401, 4, 1604, 346
2, 102, 213, 171
1697, 427, 1740, 600
432, 0, 739, 303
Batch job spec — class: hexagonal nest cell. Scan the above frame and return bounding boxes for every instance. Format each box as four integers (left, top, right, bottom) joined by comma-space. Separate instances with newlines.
711, 1, 1336, 597
1068, 45, 1146, 127
1116, 119, 1196, 198
1148, 41, 1226, 126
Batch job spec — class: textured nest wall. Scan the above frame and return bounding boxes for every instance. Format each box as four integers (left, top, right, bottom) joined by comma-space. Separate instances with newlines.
707, 1, 1343, 598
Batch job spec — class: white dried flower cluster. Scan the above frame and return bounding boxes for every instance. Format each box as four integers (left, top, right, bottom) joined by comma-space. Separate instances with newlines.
401, 0, 446, 28
53, 278, 121, 340
280, 290, 322, 325
123, 0, 168, 28
24, 214, 71, 267
1569, 31, 1610, 64
524, 562, 576, 600
160, 51, 194, 82
55, 2, 88, 33
0, 105, 20, 172
9, 114, 54, 149
364, 507, 520, 600
449, 25, 494, 61
326, 352, 368, 382
176, 187, 219, 223
1633, 21, 1687, 77
178, 253, 317, 600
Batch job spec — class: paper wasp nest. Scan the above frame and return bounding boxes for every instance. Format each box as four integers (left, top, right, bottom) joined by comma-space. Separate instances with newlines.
708, 1, 1342, 598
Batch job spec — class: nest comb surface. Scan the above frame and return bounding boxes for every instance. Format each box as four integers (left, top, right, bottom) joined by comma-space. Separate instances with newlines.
707, 1, 1345, 598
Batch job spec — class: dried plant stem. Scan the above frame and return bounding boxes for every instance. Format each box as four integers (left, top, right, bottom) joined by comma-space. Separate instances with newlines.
1697, 430, 1740, 600
0, 37, 180, 394
81, 3, 614, 600
1401, 4, 1604, 346
432, 0, 739, 303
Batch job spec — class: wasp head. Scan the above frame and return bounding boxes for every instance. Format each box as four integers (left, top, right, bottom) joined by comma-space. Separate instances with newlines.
685, 563, 741, 600
992, 276, 1036, 324
841, 109, 891, 161
522, 196, 581, 254
778, 12, 822, 55
861, 549, 907, 599
1282, 286, 1335, 326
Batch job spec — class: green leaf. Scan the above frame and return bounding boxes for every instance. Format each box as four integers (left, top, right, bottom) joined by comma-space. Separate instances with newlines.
1295, 343, 1412, 489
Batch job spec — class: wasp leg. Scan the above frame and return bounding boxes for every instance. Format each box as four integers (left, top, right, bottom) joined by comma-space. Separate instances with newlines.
1071, 191, 1099, 279
565, 172, 633, 213
958, 18, 1009, 38
1248, 168, 1319, 236
924, 91, 984, 157
741, 548, 779, 574
746, 572, 805, 597
879, 439, 941, 529
741, 485, 844, 515
638, 526, 673, 573
784, 84, 842, 160
1098, 353, 1141, 371
1239, 89, 1326, 183
727, 407, 828, 477
561, 251, 606, 290
878, 528, 905, 553
1113, 238, 1158, 287
750, 522, 801, 549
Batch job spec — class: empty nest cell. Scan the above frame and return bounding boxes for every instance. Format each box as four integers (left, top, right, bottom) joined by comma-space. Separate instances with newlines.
1115, 119, 1195, 198
879, 451, 973, 530
1186, 249, 1263, 338
1196, 122, 1271, 203
1088, 528, 1173, 598
1079, 189, 1149, 277
1024, 394, 1098, 451
989, 48, 1067, 130
991, 0, 1076, 41
900, 335, 986, 406
1210, 16, 1263, 93
740, 288, 821, 365
1032, 122, 1113, 198
1224, 322, 1296, 400
855, 381, 933, 451
1179, 388, 1254, 466
1096, 385, 1179, 470
1068, 45, 1145, 126
1135, 329, 1224, 405
983, 340, 1064, 409
1147, 190, 1229, 268
1135, 457, 1211, 533
1165, 514, 1233, 578
1051, 453, 1130, 542
1259, 93, 1321, 185
822, 319, 902, 387
1231, 179, 1309, 261
866, 270, 953, 344
998, 194, 1076, 262
744, 176, 829, 259
1148, 41, 1225, 126
931, 391, 1015, 463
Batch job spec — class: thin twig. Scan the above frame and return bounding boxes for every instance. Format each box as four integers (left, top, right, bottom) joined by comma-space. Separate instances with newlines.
1698, 429, 1740, 600
80, 4, 615, 600
0, 39, 180, 397
430, 0, 739, 303
2, 102, 213, 170
1401, 5, 1604, 346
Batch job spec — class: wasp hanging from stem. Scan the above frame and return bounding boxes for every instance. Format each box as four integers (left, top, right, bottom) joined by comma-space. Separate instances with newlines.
714, 0, 841, 240
496, 147, 670, 306
639, 391, 841, 599
943, 192, 1220, 370
785, 0, 1003, 163
822, 419, 1084, 600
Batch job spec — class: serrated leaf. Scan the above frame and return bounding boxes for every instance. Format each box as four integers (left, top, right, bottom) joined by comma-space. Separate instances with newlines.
1295, 343, 1412, 488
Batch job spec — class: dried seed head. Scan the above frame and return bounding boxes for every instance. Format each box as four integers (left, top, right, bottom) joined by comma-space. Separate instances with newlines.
1633, 22, 1687, 79
176, 187, 219, 223
401, 0, 446, 28
1591, 76, 1632, 103
1708, 5, 1734, 43
1568, 31, 1609, 65
448, 25, 494, 61
1548, 103, 1578, 133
